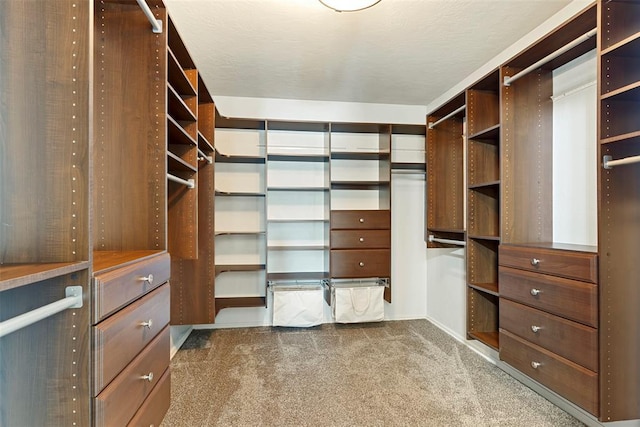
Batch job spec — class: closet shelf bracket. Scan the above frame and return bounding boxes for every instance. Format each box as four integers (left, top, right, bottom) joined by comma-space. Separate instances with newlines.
136, 0, 163, 33
603, 154, 640, 169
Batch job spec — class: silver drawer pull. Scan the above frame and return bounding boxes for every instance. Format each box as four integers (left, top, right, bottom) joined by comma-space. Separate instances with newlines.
530, 258, 540, 266
531, 325, 541, 333
141, 372, 154, 382
359, 218, 365, 223
359, 262, 365, 267
139, 274, 154, 284
530, 361, 541, 369
359, 237, 364, 243
530, 288, 541, 296
140, 319, 153, 329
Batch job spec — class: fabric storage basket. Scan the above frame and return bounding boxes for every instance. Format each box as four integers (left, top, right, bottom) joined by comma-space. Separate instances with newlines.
331, 283, 384, 323
272, 285, 324, 327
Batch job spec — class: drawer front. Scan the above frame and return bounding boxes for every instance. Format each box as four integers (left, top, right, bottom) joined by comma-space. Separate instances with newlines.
127, 368, 171, 427
330, 210, 390, 230
500, 329, 598, 416
331, 230, 390, 249
331, 249, 390, 278
500, 299, 598, 371
93, 284, 170, 395
499, 266, 597, 327
94, 326, 170, 427
499, 245, 597, 283
94, 252, 170, 322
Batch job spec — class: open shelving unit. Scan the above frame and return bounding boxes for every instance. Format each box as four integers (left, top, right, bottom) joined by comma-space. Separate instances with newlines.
425, 92, 466, 248
466, 70, 501, 350
214, 114, 268, 314
266, 121, 331, 284
597, 0, 640, 421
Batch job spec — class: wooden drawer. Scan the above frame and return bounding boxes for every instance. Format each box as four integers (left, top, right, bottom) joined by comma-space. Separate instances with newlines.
500, 299, 598, 371
330, 210, 390, 230
93, 252, 170, 322
94, 326, 170, 427
331, 249, 390, 278
127, 367, 171, 427
331, 230, 390, 249
500, 329, 598, 416
499, 266, 597, 327
499, 245, 597, 283
93, 283, 170, 395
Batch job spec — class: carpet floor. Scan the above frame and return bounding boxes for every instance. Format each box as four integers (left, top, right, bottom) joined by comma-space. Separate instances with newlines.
160, 319, 584, 426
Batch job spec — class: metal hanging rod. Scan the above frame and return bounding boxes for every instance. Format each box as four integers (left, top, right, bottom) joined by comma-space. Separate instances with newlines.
428, 234, 466, 247
0, 287, 83, 339
603, 154, 640, 169
428, 105, 466, 129
167, 173, 195, 189
504, 28, 597, 86
136, 0, 163, 33
550, 80, 596, 102
197, 148, 213, 164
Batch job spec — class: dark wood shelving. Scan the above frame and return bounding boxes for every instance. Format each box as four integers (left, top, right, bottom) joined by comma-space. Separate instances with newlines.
469, 124, 500, 141
198, 131, 214, 153
167, 84, 197, 122
468, 282, 499, 296
267, 153, 329, 162
168, 151, 197, 173
468, 331, 499, 350
600, 131, 640, 145
331, 181, 390, 190
468, 180, 500, 189
215, 264, 266, 276
167, 48, 196, 97
0, 262, 90, 293
214, 190, 265, 197
331, 151, 390, 160
168, 115, 197, 146
215, 296, 267, 315
215, 150, 266, 164
267, 272, 330, 282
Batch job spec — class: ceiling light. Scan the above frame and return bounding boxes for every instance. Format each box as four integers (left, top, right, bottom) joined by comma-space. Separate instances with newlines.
319, 0, 381, 12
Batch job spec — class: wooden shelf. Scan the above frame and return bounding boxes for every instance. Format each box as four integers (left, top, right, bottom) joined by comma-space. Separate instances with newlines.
468, 331, 499, 350
427, 227, 465, 234
469, 124, 500, 141
331, 181, 390, 190
215, 296, 267, 314
215, 231, 266, 236
167, 48, 196, 97
215, 150, 265, 164
198, 131, 214, 153
167, 84, 197, 122
168, 151, 197, 173
214, 190, 265, 197
600, 130, 640, 145
92, 250, 167, 275
215, 264, 266, 276
331, 151, 390, 160
467, 234, 501, 241
468, 180, 500, 189
168, 115, 197, 146
0, 262, 90, 293
267, 153, 329, 162
601, 81, 640, 101
267, 272, 329, 282
468, 282, 499, 296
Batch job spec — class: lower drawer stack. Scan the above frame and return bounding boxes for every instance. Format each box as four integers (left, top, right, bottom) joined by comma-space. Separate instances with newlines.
92, 252, 171, 426
498, 244, 598, 416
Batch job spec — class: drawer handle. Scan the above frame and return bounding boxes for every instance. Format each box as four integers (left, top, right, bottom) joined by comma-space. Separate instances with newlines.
531, 325, 541, 333
359, 262, 365, 267
359, 218, 365, 223
140, 319, 153, 329
530, 288, 541, 296
359, 237, 364, 243
530, 361, 542, 369
141, 372, 154, 382
139, 274, 154, 284
530, 258, 540, 266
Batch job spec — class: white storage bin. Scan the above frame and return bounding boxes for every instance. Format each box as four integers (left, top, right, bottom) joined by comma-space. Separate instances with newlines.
271, 285, 324, 327
331, 283, 384, 323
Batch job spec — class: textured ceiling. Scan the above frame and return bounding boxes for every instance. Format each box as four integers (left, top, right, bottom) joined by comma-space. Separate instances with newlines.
164, 0, 580, 106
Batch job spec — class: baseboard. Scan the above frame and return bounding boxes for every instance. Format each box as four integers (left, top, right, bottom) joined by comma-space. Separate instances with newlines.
170, 325, 193, 359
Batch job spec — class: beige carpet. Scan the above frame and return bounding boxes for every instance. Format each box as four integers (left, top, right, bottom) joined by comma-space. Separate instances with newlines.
161, 319, 584, 426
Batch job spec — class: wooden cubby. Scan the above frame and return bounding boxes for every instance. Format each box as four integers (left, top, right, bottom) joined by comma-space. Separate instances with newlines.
214, 114, 268, 314
598, 0, 640, 421
466, 70, 501, 349
426, 92, 465, 247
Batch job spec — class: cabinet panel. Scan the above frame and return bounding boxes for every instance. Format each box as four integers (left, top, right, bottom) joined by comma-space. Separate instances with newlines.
93, 284, 170, 395
330, 249, 390, 278
500, 299, 597, 371
94, 327, 170, 427
500, 330, 599, 416
499, 266, 597, 327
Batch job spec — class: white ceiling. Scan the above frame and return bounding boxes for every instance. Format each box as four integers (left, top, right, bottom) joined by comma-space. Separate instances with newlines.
164, 0, 579, 107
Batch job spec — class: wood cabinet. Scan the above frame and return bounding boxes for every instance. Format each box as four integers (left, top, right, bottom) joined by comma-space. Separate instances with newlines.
499, 244, 598, 415
597, 0, 640, 421
426, 93, 465, 247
